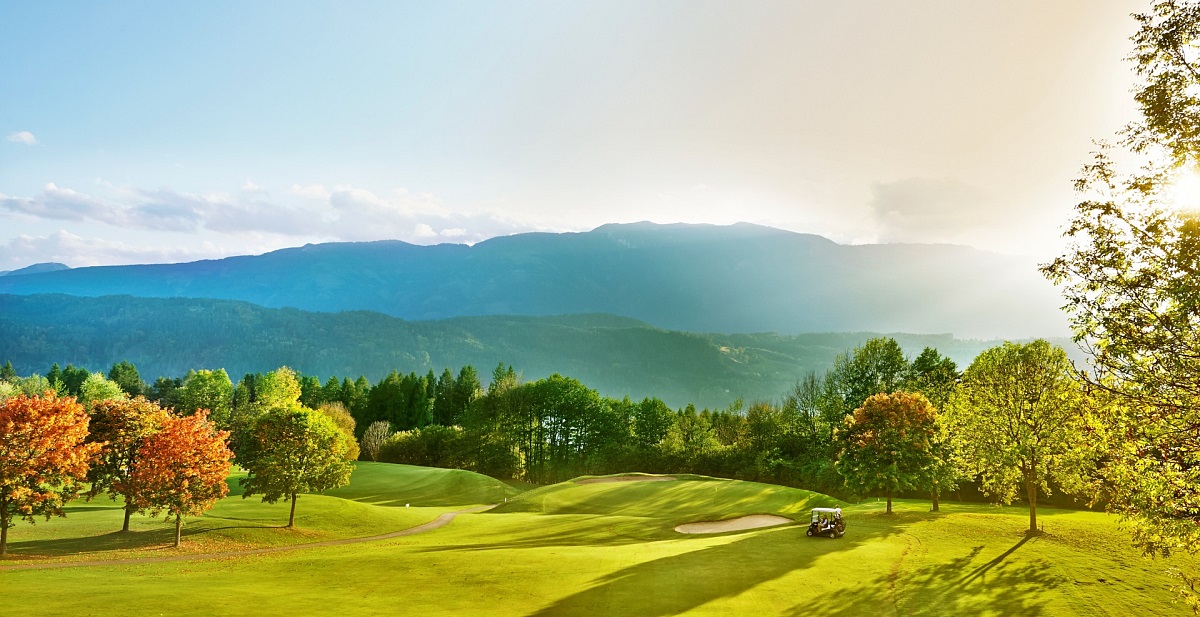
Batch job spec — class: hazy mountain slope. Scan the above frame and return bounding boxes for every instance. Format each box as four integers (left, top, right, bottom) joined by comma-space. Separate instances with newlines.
0, 294, 1048, 409
0, 223, 1065, 339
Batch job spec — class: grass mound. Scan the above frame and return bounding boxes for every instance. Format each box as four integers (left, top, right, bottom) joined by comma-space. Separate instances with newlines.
323, 462, 523, 507
492, 473, 840, 527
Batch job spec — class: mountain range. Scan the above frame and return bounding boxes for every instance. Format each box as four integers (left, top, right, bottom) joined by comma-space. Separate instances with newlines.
0, 223, 1066, 339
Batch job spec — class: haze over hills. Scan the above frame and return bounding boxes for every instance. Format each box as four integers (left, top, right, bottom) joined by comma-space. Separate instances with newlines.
0, 294, 1068, 409
0, 223, 1066, 339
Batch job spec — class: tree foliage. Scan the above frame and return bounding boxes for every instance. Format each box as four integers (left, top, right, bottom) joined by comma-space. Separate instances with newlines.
835, 391, 940, 514
946, 341, 1089, 533
0, 392, 100, 555
1041, 3, 1200, 600
178, 369, 234, 427
129, 410, 232, 547
239, 406, 355, 527
86, 397, 172, 532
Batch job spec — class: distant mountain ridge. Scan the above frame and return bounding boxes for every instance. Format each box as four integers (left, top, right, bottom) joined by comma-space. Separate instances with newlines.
0, 294, 1065, 409
0, 223, 1065, 338
0, 262, 69, 277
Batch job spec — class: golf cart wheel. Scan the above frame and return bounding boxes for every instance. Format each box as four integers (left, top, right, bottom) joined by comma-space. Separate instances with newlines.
806, 528, 814, 537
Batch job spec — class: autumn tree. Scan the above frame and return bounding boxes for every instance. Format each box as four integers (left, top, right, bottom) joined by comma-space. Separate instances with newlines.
946, 341, 1089, 533
317, 402, 360, 461
835, 391, 940, 514
0, 392, 100, 555
129, 410, 233, 547
239, 406, 354, 527
86, 397, 172, 532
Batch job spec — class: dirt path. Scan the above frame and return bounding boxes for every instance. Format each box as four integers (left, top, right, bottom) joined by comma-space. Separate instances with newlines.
0, 504, 493, 572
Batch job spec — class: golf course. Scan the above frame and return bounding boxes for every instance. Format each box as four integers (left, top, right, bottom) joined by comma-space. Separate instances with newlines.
0, 462, 1189, 615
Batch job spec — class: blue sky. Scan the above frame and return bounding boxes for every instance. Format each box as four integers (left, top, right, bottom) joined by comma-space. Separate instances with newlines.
1, 1, 1142, 268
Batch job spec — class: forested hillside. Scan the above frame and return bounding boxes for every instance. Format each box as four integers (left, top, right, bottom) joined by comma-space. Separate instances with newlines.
0, 294, 1043, 408
0, 223, 1065, 338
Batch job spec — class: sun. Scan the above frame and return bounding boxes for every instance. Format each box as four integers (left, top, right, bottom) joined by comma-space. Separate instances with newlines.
1166, 169, 1200, 211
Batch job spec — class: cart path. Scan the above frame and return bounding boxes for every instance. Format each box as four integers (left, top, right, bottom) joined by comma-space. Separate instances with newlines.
0, 504, 495, 572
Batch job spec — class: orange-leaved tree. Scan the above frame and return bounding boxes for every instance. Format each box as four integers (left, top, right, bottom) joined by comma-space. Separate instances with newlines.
129, 410, 233, 547
86, 397, 172, 532
835, 391, 941, 514
0, 391, 100, 556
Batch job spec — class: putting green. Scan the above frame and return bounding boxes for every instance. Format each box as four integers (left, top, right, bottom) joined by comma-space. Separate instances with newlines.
0, 464, 1193, 616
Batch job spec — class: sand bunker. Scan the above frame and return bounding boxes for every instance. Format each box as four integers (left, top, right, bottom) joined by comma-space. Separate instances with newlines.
675, 514, 793, 534
575, 475, 677, 485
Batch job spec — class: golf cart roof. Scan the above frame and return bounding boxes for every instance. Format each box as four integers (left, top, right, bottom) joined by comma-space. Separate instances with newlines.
811, 507, 839, 514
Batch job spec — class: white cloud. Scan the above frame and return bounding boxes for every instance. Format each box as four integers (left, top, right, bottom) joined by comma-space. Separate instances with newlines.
6, 131, 37, 145
0, 181, 543, 261
288, 184, 331, 199
0, 231, 241, 268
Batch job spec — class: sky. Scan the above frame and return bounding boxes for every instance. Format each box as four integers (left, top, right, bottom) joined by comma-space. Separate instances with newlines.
0, 1, 1145, 269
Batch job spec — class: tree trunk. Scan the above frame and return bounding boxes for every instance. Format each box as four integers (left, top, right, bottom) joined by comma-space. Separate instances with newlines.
931, 486, 940, 512
122, 495, 134, 532
288, 493, 298, 528
886, 489, 893, 514
174, 513, 182, 548
1026, 473, 1038, 534
1, 503, 8, 557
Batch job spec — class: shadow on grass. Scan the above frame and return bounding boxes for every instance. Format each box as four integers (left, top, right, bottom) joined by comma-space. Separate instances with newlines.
517, 513, 913, 617
792, 533, 1056, 616
6, 522, 287, 557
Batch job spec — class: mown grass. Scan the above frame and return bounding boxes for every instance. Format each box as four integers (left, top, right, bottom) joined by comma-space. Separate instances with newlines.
1, 465, 1193, 616
1, 462, 515, 562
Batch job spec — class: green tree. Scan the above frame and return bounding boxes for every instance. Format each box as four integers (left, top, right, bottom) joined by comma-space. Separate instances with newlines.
946, 341, 1089, 533
633, 397, 674, 448
1040, 2, 1200, 596
828, 337, 911, 415
178, 369, 235, 427
0, 361, 17, 382
239, 406, 355, 527
107, 361, 144, 397
79, 372, 127, 409
836, 391, 940, 514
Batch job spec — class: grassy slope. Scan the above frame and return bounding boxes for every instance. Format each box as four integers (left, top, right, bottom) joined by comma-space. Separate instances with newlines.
1, 467, 1192, 616
2, 462, 517, 562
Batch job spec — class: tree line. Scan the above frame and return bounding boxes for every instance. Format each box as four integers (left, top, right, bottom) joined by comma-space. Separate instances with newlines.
0, 365, 358, 554
0, 333, 1098, 543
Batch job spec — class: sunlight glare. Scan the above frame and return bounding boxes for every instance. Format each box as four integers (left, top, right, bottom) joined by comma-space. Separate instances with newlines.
1167, 170, 1200, 211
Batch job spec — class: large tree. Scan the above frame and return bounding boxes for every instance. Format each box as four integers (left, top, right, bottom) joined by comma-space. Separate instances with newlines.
1041, 1, 1200, 589
0, 392, 100, 555
947, 341, 1089, 533
239, 406, 355, 527
86, 397, 172, 532
836, 391, 940, 514
129, 410, 233, 547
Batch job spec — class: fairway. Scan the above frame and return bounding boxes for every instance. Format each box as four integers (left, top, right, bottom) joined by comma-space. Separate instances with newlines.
0, 463, 1192, 615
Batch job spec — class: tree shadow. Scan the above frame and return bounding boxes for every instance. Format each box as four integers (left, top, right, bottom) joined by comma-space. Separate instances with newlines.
5, 521, 287, 557
792, 534, 1057, 616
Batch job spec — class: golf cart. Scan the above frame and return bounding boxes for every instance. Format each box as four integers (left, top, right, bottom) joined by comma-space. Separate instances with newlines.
805, 507, 845, 538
